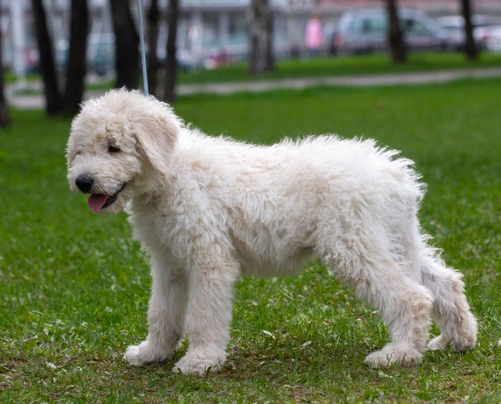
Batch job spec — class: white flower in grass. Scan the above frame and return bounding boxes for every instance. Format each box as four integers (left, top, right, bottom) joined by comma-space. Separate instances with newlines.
262, 330, 276, 339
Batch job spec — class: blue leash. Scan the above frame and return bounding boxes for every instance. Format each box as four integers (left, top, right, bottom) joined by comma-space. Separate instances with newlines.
136, 0, 149, 96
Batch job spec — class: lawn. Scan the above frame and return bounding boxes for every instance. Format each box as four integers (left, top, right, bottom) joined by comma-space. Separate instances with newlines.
1, 78, 501, 402
11, 52, 501, 94
175, 51, 501, 85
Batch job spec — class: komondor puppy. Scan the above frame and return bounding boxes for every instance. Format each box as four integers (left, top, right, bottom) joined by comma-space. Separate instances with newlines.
66, 89, 477, 375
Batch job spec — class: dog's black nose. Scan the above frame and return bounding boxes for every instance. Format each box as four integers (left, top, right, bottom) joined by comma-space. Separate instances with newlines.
75, 175, 94, 193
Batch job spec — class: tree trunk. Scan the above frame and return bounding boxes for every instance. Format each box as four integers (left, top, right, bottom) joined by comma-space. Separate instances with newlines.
31, 0, 61, 115
461, 0, 478, 60
386, 0, 407, 64
63, 0, 89, 116
109, 0, 140, 89
0, 8, 9, 126
147, 0, 159, 97
163, 0, 179, 103
249, 0, 275, 75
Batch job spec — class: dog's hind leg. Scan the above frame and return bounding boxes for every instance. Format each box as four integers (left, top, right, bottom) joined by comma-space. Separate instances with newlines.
360, 267, 434, 368
421, 254, 477, 352
323, 238, 434, 368
125, 255, 188, 366
392, 208, 477, 353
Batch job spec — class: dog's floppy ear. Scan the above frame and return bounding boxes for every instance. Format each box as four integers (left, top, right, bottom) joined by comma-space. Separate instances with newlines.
66, 113, 87, 167
134, 105, 181, 175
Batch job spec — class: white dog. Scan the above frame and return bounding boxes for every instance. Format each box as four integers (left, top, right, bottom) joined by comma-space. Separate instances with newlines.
67, 89, 477, 375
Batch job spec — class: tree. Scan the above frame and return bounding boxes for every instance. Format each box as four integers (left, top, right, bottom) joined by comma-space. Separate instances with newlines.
461, 0, 478, 60
147, 0, 160, 97
31, 0, 61, 115
63, 0, 89, 116
385, 0, 407, 64
249, 0, 275, 75
0, 7, 9, 126
109, 0, 140, 89
163, 0, 179, 103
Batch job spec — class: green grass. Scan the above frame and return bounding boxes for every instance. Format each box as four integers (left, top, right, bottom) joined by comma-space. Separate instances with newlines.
176, 52, 501, 85
9, 52, 501, 94
5, 72, 40, 84
1, 78, 501, 402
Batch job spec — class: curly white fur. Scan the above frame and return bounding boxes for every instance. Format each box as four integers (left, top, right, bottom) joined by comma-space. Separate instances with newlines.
67, 88, 477, 375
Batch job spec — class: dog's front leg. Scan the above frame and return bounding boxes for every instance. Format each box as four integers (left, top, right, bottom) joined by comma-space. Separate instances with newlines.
125, 255, 187, 366
173, 252, 239, 375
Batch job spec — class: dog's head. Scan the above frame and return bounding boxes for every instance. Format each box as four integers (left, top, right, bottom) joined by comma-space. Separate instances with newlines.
66, 88, 181, 214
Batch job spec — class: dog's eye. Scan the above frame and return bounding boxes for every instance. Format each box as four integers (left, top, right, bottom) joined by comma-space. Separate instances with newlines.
108, 145, 121, 153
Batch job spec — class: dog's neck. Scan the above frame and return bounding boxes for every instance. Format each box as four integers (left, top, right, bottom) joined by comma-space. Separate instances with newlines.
128, 166, 175, 215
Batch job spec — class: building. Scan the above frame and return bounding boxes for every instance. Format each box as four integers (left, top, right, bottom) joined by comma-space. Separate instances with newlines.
2, 0, 501, 74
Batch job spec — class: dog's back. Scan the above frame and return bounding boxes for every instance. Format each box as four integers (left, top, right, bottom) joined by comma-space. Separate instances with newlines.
170, 132, 423, 278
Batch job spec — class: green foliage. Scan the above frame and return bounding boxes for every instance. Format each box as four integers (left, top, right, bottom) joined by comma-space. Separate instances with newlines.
1, 78, 500, 402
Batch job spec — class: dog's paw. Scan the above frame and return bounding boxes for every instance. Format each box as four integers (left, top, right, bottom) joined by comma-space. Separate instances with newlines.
428, 334, 449, 351
450, 334, 477, 352
172, 349, 226, 375
124, 341, 172, 366
428, 332, 476, 352
365, 346, 423, 368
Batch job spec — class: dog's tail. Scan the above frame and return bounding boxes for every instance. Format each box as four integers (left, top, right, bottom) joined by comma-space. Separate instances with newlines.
420, 252, 477, 352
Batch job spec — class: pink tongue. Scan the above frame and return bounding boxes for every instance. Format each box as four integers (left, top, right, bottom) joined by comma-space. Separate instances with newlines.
88, 194, 109, 211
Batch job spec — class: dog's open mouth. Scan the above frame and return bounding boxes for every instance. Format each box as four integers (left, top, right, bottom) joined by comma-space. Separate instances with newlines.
88, 184, 126, 211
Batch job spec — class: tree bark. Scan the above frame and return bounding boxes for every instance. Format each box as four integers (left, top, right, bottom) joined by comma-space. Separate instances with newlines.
63, 0, 89, 116
461, 0, 478, 60
386, 0, 407, 64
147, 0, 159, 97
249, 0, 275, 75
31, 0, 61, 115
163, 0, 179, 103
0, 8, 9, 126
109, 0, 140, 89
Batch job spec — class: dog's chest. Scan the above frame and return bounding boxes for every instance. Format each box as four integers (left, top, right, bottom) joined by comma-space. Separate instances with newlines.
128, 205, 180, 256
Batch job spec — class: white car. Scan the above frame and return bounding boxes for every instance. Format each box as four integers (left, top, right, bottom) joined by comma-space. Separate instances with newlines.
332, 8, 447, 55
482, 26, 501, 52
437, 14, 501, 51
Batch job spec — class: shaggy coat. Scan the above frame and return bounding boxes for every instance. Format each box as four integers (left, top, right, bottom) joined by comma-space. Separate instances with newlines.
67, 89, 477, 375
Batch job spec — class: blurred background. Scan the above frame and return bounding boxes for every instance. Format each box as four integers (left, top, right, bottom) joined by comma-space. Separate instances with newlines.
0, 0, 500, 119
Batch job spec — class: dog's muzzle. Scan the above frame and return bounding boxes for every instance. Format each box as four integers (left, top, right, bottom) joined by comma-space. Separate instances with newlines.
74, 175, 126, 211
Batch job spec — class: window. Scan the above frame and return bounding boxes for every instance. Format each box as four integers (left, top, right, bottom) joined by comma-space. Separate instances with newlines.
228, 13, 247, 46
402, 19, 431, 35
349, 18, 387, 34
202, 14, 219, 50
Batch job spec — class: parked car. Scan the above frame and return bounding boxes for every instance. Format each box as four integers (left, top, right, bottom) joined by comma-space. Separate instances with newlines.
437, 14, 501, 51
56, 34, 115, 76
331, 8, 447, 55
484, 26, 501, 52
